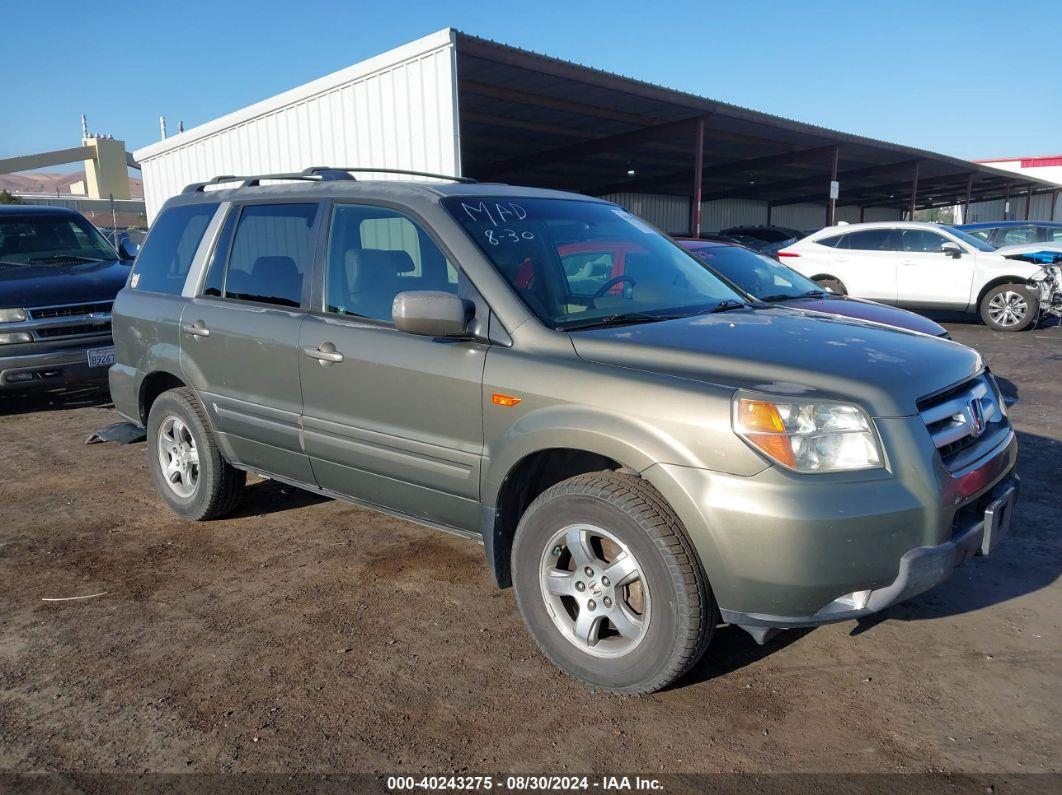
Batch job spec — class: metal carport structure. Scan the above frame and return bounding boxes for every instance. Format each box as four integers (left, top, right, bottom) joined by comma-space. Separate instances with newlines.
135, 29, 1062, 230
453, 32, 1060, 233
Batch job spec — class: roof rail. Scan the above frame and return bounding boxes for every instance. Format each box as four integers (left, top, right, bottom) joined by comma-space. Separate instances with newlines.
181, 166, 475, 194
181, 170, 356, 193
304, 166, 477, 183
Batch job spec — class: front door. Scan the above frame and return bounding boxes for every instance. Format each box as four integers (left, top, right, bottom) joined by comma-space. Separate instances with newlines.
181, 201, 322, 484
895, 228, 974, 309
298, 203, 487, 532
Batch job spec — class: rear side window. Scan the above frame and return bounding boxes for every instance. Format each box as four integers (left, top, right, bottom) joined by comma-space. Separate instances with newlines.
998, 226, 1039, 246
846, 229, 896, 251
223, 203, 318, 308
131, 203, 217, 295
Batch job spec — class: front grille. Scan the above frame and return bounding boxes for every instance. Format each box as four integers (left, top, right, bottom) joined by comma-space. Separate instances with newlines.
29, 301, 112, 319
918, 373, 1009, 470
35, 322, 111, 339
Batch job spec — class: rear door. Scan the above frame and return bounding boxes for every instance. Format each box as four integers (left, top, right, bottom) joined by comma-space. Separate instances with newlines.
830, 228, 900, 302
896, 228, 974, 309
297, 202, 487, 532
180, 201, 323, 484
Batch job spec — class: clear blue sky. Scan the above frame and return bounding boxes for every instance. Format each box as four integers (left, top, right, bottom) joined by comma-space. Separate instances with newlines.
2, 0, 1059, 166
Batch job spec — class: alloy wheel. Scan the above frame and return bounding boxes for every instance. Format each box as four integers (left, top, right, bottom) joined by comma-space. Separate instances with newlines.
157, 415, 200, 499
988, 291, 1029, 328
538, 523, 651, 658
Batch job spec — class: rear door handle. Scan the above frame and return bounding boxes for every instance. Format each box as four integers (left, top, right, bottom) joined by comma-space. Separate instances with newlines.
182, 322, 210, 337
302, 344, 344, 364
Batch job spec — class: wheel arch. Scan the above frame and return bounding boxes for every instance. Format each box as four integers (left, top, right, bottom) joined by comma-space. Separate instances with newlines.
138, 369, 188, 425
974, 275, 1038, 312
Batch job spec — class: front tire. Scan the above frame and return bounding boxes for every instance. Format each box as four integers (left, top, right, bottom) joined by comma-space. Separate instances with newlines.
980, 284, 1038, 332
512, 472, 714, 694
147, 387, 245, 520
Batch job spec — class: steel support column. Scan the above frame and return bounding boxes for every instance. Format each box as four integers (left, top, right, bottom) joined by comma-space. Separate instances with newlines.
909, 162, 920, 219
1025, 184, 1033, 220
1052, 190, 1059, 221
690, 118, 704, 238
825, 146, 839, 227
963, 173, 973, 224
1003, 183, 1011, 219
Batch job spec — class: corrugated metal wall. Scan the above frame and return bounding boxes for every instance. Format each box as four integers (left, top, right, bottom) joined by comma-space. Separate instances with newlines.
602, 193, 903, 234
964, 192, 1060, 223
135, 31, 459, 221
599, 192, 689, 234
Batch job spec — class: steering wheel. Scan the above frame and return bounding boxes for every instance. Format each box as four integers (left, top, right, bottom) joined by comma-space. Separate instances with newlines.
588, 274, 637, 308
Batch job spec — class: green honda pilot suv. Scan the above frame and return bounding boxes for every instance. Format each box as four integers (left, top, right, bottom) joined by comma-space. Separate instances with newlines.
109, 168, 1019, 693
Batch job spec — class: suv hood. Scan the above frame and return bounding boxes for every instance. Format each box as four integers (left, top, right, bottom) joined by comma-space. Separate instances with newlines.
569, 307, 981, 417
0, 258, 129, 308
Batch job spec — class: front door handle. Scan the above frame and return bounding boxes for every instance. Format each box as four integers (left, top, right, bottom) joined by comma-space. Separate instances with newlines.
182, 322, 210, 337
302, 343, 344, 364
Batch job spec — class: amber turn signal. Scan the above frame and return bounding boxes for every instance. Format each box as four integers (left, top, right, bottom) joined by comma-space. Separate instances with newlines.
492, 393, 522, 407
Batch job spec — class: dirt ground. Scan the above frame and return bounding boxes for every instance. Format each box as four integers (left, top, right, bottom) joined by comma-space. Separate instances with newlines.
0, 318, 1059, 785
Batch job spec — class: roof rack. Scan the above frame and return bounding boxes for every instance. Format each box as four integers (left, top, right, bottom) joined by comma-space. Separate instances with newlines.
182, 166, 475, 194
303, 166, 477, 183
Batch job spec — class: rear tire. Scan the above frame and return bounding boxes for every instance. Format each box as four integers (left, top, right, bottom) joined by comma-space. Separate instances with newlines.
511, 471, 714, 694
147, 387, 245, 520
813, 276, 847, 295
980, 284, 1038, 332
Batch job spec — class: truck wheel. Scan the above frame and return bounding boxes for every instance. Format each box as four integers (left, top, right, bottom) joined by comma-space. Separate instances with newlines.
980, 284, 1038, 332
147, 387, 245, 520
511, 471, 714, 694
813, 276, 847, 295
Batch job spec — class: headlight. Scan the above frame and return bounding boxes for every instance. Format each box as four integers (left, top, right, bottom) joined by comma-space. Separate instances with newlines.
0, 308, 27, 323
732, 393, 883, 472
0, 332, 32, 344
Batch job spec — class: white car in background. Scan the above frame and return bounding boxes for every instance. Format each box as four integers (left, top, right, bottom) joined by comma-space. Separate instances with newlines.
778, 221, 1059, 331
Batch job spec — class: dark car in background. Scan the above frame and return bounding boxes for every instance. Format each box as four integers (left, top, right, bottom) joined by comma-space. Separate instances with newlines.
957, 220, 1062, 248
679, 238, 949, 337
0, 205, 136, 391
720, 225, 805, 258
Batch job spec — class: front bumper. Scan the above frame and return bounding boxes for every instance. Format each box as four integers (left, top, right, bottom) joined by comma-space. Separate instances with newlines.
0, 345, 113, 391
643, 417, 1019, 629
719, 475, 1018, 629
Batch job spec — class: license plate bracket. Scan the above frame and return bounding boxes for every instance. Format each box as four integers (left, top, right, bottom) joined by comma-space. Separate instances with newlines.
980, 485, 1016, 556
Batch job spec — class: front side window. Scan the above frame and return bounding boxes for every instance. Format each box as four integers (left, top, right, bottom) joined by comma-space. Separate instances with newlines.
131, 203, 217, 295
899, 229, 947, 253
965, 228, 993, 242
999, 226, 1039, 246
325, 205, 458, 322
1048, 228, 1062, 242
223, 203, 318, 308
444, 197, 743, 330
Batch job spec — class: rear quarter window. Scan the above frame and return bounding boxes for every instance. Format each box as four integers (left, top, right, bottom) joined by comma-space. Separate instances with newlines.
132, 203, 218, 295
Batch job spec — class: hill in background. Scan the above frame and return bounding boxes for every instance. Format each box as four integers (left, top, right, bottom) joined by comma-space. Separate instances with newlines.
0, 170, 143, 198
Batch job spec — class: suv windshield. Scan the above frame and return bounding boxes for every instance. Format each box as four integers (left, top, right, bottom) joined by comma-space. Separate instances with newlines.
445, 197, 743, 329
943, 226, 996, 252
687, 244, 824, 301
0, 213, 118, 265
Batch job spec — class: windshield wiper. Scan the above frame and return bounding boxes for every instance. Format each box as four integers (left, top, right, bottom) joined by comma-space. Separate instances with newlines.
27, 255, 107, 264
800, 289, 827, 297
704, 299, 747, 313
561, 311, 686, 331
758, 293, 798, 302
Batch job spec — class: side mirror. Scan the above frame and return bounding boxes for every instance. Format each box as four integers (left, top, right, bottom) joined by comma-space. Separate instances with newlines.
940, 241, 962, 258
393, 291, 473, 338
118, 238, 140, 261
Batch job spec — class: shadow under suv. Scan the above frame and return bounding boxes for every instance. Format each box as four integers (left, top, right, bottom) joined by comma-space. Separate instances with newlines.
108, 169, 1019, 693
